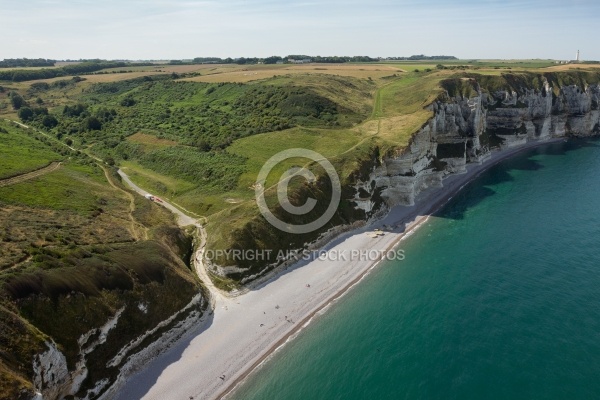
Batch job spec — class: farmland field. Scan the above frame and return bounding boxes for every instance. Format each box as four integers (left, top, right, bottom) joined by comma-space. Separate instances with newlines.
183, 63, 405, 83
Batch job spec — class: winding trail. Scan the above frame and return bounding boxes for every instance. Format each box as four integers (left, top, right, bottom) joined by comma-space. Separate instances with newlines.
100, 165, 149, 241
0, 162, 62, 188
116, 169, 229, 303
117, 170, 197, 227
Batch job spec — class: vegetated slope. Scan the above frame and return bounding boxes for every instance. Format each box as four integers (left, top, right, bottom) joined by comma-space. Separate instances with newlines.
3, 67, 446, 288
0, 124, 63, 180
0, 122, 206, 400
74, 76, 369, 149
0, 162, 62, 188
441, 70, 600, 98
18, 66, 578, 288
4, 73, 375, 213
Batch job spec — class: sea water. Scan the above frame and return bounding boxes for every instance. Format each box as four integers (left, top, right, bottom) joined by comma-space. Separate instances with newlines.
232, 139, 600, 400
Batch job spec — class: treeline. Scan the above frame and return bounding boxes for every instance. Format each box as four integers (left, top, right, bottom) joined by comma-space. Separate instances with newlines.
384, 55, 458, 61
288, 55, 378, 63
0, 61, 155, 82
0, 58, 56, 68
184, 55, 379, 65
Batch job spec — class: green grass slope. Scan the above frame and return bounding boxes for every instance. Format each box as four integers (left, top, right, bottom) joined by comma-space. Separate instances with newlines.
0, 122, 206, 399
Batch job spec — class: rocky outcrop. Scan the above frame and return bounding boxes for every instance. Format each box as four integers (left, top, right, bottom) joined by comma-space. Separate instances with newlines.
32, 342, 70, 400
355, 78, 600, 209
203, 74, 600, 286
32, 307, 125, 400
99, 293, 210, 400
30, 295, 208, 400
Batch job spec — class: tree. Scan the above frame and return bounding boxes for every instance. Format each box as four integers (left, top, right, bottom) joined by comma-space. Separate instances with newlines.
63, 103, 86, 117
10, 92, 24, 110
42, 115, 58, 128
120, 97, 136, 107
32, 107, 48, 116
85, 116, 102, 130
18, 107, 33, 121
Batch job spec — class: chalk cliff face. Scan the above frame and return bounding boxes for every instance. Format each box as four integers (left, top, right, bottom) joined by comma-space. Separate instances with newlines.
207, 75, 600, 285
29, 294, 208, 400
357, 78, 600, 209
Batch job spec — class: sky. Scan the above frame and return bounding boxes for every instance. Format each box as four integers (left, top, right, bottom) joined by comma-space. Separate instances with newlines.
1, 0, 599, 60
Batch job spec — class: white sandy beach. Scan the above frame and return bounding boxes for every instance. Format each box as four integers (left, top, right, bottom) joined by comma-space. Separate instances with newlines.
115, 138, 562, 400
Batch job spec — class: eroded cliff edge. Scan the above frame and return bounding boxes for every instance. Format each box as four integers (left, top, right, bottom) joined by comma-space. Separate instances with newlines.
0, 171, 210, 400
207, 73, 600, 285
361, 74, 600, 209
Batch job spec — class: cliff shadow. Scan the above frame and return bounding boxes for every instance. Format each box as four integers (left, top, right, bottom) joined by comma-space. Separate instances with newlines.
114, 310, 215, 400
536, 137, 600, 156
435, 138, 600, 220
435, 153, 545, 220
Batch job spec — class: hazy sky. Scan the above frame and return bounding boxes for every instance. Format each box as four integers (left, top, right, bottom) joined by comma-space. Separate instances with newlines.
1, 0, 598, 60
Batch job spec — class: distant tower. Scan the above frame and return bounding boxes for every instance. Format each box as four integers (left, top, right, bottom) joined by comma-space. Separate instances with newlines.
577, 50, 580, 62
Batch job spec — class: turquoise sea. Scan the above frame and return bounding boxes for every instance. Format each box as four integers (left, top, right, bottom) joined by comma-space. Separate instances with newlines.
232, 139, 600, 400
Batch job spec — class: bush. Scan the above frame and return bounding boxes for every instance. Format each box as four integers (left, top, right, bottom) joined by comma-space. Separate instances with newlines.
18, 107, 34, 121
42, 115, 59, 128
85, 116, 102, 130
139, 147, 246, 191
120, 97, 136, 107
10, 92, 25, 110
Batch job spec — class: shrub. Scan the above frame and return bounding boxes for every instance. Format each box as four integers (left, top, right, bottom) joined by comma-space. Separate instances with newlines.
42, 115, 59, 128
85, 116, 102, 131
10, 92, 25, 110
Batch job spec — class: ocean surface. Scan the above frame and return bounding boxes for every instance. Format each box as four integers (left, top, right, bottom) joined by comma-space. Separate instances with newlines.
231, 139, 600, 400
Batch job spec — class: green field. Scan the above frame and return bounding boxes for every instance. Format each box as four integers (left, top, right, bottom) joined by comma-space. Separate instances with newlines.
0, 163, 111, 214
0, 122, 63, 179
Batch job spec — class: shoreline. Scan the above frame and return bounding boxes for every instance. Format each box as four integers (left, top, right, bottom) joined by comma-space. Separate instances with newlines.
115, 137, 564, 400
217, 137, 565, 399
218, 213, 431, 399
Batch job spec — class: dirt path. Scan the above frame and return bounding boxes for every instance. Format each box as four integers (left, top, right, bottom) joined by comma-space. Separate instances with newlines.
0, 162, 62, 188
117, 170, 198, 226
116, 169, 229, 300
99, 165, 149, 241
